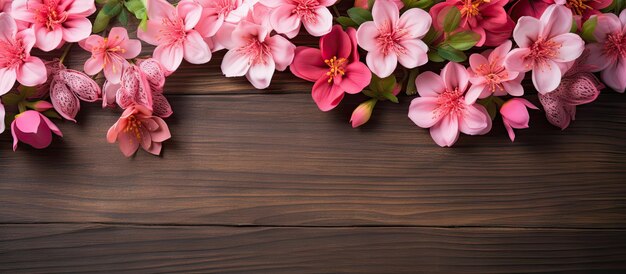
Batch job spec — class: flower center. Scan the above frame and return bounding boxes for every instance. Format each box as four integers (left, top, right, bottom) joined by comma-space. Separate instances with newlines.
526, 37, 560, 70
565, 0, 593, 16
436, 88, 465, 117
377, 22, 408, 55
158, 17, 187, 44
324, 56, 347, 83
293, 0, 319, 24
0, 38, 27, 69
475, 57, 508, 92
604, 32, 626, 60
124, 115, 143, 142
460, 0, 489, 18
33, 0, 68, 31
238, 39, 271, 65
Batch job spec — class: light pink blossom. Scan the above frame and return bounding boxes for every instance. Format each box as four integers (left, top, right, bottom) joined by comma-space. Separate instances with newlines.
356, 0, 431, 78
10, 0, 96, 51
585, 10, 626, 92
0, 13, 46, 95
260, 0, 335, 38
107, 105, 171, 157
408, 62, 492, 147
467, 40, 525, 103
504, 4, 584, 94
500, 98, 538, 141
79, 27, 142, 84
11, 110, 62, 150
221, 20, 295, 89
137, 0, 211, 72
194, 0, 256, 37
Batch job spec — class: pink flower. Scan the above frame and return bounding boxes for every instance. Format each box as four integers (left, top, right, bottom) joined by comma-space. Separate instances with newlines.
47, 63, 101, 122
79, 27, 142, 84
221, 20, 295, 89
500, 98, 538, 141
0, 13, 46, 95
508, 0, 552, 21
408, 62, 492, 147
0, 101, 5, 134
430, 0, 513, 47
137, 0, 211, 72
350, 98, 376, 128
194, 0, 255, 37
354, 0, 403, 9
466, 40, 525, 103
106, 105, 171, 157
10, 0, 96, 51
11, 110, 62, 150
356, 0, 431, 78
0, 0, 12, 12
585, 10, 626, 92
290, 25, 371, 111
557, 0, 611, 20
260, 0, 335, 38
504, 4, 584, 94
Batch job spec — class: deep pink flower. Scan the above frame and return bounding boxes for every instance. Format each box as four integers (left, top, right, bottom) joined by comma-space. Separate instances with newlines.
10, 0, 96, 51
558, 0, 611, 20
356, 0, 430, 78
430, 0, 513, 47
505, 4, 584, 94
500, 98, 538, 141
0, 0, 12, 12
508, 0, 552, 21
0, 13, 46, 95
408, 62, 492, 147
291, 25, 371, 111
107, 105, 171, 157
11, 110, 62, 150
260, 0, 335, 38
137, 0, 211, 72
467, 40, 525, 103
221, 20, 295, 89
194, 0, 255, 37
585, 10, 626, 92
79, 27, 142, 84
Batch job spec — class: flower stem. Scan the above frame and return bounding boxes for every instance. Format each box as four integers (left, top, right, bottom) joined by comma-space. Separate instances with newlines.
332, 5, 341, 17
59, 43, 73, 64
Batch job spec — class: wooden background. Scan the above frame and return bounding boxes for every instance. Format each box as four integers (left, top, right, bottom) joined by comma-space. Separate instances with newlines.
1, 10, 626, 273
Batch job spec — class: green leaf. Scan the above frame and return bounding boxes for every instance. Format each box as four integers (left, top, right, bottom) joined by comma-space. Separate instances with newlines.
42, 109, 62, 120
428, 51, 445, 62
95, 0, 107, 4
347, 7, 373, 25
102, 0, 121, 16
382, 91, 399, 103
124, 0, 145, 13
446, 30, 480, 51
118, 8, 129, 25
442, 6, 461, 33
405, 68, 420, 95
369, 74, 396, 94
92, 9, 112, 33
422, 27, 442, 45
437, 45, 466, 62
336, 16, 358, 28
139, 16, 148, 31
402, 0, 434, 9
581, 16, 597, 43
1, 92, 24, 106
361, 89, 378, 98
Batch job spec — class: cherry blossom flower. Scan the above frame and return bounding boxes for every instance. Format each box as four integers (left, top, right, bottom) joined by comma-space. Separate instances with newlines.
10, 0, 96, 51
408, 62, 492, 147
430, 0, 514, 47
79, 27, 142, 84
585, 10, 626, 92
260, 0, 335, 38
500, 98, 538, 141
0, 13, 47, 95
356, 0, 430, 78
221, 20, 295, 89
107, 105, 171, 157
504, 4, 584, 94
11, 110, 62, 150
194, 0, 256, 37
290, 25, 371, 111
137, 0, 211, 72
466, 40, 525, 103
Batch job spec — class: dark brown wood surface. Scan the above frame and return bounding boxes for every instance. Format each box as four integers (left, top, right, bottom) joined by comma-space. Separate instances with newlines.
1, 20, 626, 274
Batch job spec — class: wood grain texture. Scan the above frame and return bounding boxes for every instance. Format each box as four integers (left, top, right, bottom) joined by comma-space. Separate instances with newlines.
1, 92, 625, 227
1, 224, 626, 273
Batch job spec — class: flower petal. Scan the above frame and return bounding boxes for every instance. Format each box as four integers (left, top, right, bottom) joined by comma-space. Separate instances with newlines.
513, 16, 541, 48
408, 96, 442, 128
183, 31, 212, 64
397, 39, 428, 69
459, 104, 491, 135
356, 21, 379, 52
429, 115, 459, 147
302, 7, 333, 37
246, 60, 276, 89
372, 0, 399, 30
0, 67, 17, 95
154, 43, 184, 72
266, 34, 295, 71
398, 8, 430, 38
551, 33, 584, 62
290, 47, 327, 82
221, 49, 251, 77
61, 17, 92, 42
415, 71, 444, 97
17, 57, 47, 86
311, 76, 344, 111
532, 59, 561, 94
339, 62, 371, 94
442, 62, 469, 93
366, 50, 397, 78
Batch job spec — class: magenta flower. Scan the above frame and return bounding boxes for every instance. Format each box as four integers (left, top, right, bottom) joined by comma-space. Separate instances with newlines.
137, 0, 211, 72
11, 110, 62, 150
10, 0, 96, 51
429, 0, 513, 47
356, 0, 431, 78
79, 27, 142, 84
504, 4, 584, 94
408, 62, 492, 147
500, 98, 538, 141
585, 10, 626, 92
0, 13, 47, 95
106, 105, 171, 157
221, 20, 295, 89
467, 40, 525, 103
508, 0, 553, 21
260, 0, 335, 38
194, 0, 255, 37
290, 25, 371, 111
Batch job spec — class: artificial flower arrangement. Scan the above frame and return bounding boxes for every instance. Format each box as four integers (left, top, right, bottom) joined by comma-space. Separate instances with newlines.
0, 0, 624, 156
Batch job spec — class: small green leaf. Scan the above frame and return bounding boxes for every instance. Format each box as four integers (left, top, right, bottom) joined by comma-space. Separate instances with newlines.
428, 50, 445, 62
42, 109, 62, 120
347, 7, 373, 25
336, 16, 358, 28
581, 16, 597, 43
369, 74, 396, 94
1, 92, 24, 106
422, 27, 442, 45
382, 92, 399, 103
118, 8, 129, 25
402, 0, 434, 9
437, 45, 466, 62
124, 0, 145, 13
442, 6, 461, 33
102, 0, 121, 16
92, 9, 112, 33
405, 68, 420, 95
446, 30, 480, 51
361, 89, 378, 98
95, 0, 108, 4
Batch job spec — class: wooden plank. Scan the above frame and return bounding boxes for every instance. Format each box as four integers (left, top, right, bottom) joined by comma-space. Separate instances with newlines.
0, 93, 625, 227
1, 224, 625, 273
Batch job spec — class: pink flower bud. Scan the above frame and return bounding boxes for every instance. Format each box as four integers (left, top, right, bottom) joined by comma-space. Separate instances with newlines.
28, 100, 53, 112
500, 98, 538, 142
354, 0, 369, 9
350, 99, 377, 128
